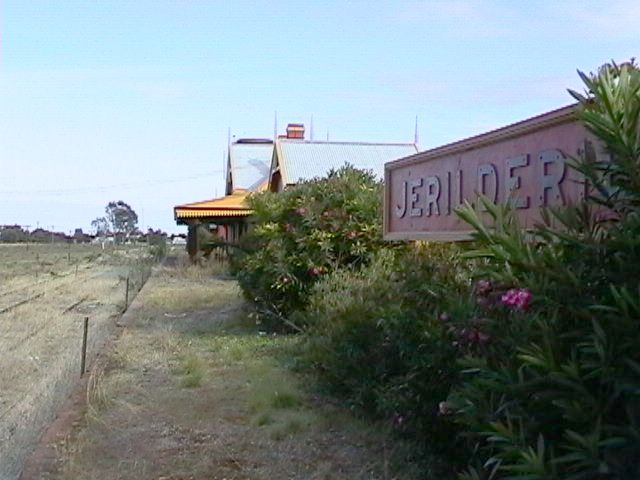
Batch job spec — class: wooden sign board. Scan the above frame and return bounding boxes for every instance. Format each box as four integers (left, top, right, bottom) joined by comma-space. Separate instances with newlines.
384, 105, 600, 241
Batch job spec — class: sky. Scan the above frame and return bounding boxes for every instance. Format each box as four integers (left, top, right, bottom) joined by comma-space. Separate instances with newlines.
1, 0, 638, 234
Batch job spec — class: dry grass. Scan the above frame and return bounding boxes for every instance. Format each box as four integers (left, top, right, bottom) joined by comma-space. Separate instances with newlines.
0, 243, 96, 283
143, 258, 239, 313
54, 256, 411, 480
0, 243, 156, 480
144, 281, 240, 312
161, 253, 228, 281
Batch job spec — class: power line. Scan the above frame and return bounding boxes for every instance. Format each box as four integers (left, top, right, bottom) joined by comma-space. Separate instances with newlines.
0, 171, 224, 196
0, 162, 266, 197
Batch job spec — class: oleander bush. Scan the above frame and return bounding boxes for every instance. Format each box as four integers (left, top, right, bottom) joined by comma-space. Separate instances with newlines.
231, 165, 386, 327
230, 61, 640, 478
446, 61, 640, 480
301, 243, 473, 474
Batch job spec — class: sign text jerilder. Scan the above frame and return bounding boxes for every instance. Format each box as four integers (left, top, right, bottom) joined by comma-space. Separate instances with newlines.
384, 105, 601, 241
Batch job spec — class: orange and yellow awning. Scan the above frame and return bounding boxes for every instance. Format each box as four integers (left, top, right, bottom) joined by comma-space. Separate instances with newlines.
174, 190, 252, 221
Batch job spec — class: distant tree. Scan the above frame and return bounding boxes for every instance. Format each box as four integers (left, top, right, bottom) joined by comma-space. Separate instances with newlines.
0, 225, 28, 243
104, 201, 138, 242
91, 217, 109, 236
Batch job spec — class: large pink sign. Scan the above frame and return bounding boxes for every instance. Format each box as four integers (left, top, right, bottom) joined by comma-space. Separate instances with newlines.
384, 105, 600, 241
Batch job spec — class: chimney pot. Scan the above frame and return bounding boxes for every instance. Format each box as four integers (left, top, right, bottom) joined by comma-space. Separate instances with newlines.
286, 123, 305, 139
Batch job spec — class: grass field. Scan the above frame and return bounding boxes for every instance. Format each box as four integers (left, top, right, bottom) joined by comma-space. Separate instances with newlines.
50, 258, 409, 480
0, 243, 156, 480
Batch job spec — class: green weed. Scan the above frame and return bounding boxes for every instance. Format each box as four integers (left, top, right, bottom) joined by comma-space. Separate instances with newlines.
177, 354, 205, 388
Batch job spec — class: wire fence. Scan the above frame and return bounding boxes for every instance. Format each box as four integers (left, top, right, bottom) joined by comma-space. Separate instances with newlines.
0, 246, 157, 479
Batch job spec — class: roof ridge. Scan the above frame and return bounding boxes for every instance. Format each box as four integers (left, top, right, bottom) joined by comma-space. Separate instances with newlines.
277, 139, 417, 146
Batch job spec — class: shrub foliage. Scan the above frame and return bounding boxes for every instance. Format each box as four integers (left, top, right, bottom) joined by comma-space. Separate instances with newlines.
448, 61, 640, 480
302, 244, 471, 473
231, 61, 640, 478
232, 166, 385, 325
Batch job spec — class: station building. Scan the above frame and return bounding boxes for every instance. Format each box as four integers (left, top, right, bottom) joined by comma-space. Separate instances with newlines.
174, 123, 418, 258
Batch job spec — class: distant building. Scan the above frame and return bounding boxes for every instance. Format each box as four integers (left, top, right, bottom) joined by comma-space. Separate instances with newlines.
174, 123, 418, 259
269, 124, 418, 192
225, 138, 274, 194
174, 138, 273, 258
73, 228, 92, 243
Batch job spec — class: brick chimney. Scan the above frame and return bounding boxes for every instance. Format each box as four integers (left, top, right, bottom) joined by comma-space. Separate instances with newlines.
286, 123, 305, 139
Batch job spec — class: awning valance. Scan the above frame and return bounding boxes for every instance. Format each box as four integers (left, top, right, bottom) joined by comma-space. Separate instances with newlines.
174, 190, 253, 221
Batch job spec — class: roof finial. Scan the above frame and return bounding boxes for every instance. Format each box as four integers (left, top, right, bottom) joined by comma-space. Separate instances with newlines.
310, 114, 314, 141
273, 111, 278, 141
223, 149, 229, 194
227, 127, 231, 148
414, 115, 419, 146
326, 128, 329, 141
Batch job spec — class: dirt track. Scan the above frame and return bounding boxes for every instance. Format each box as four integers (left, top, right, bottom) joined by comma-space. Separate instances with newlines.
21, 259, 406, 480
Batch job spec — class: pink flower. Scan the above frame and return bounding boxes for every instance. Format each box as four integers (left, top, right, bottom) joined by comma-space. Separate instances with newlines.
474, 280, 494, 307
465, 328, 491, 345
478, 331, 491, 343
295, 207, 308, 216
393, 413, 405, 427
501, 288, 532, 310
438, 401, 453, 416
474, 279, 493, 296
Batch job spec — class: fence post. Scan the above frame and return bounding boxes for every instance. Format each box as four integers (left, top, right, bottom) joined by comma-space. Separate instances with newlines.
125, 276, 130, 310
80, 317, 89, 376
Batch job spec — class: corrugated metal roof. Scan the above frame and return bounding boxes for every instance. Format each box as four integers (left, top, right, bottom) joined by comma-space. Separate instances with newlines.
229, 141, 273, 191
275, 140, 418, 185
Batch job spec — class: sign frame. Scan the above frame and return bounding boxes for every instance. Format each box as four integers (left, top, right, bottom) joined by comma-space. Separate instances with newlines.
383, 104, 594, 242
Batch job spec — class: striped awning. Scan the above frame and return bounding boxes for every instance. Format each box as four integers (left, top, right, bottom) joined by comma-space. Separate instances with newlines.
175, 209, 251, 219
174, 190, 253, 221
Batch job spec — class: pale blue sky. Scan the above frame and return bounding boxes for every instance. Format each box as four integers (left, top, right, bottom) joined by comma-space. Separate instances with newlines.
1, 0, 638, 234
